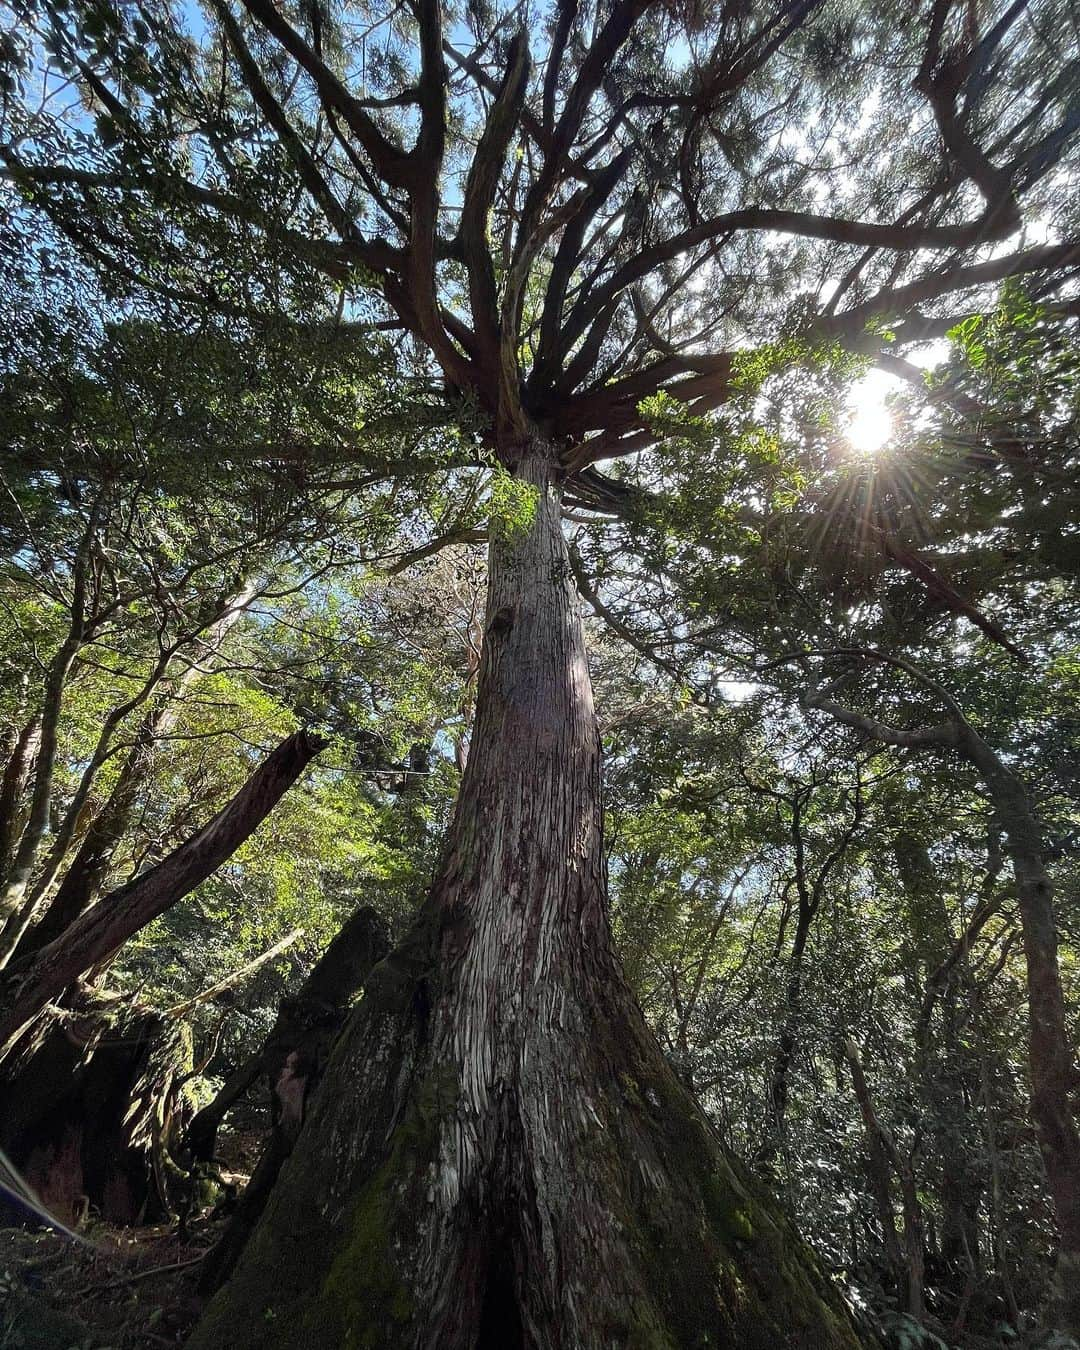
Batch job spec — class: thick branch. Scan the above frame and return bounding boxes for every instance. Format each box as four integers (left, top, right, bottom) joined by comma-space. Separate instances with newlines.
0, 729, 327, 1060
238, 0, 411, 188
563, 206, 1027, 358
213, 0, 358, 244
459, 32, 530, 379
817, 239, 1080, 342
800, 687, 960, 752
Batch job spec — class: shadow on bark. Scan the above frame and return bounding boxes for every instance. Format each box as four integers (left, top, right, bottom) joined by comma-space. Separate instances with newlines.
0, 989, 194, 1226
193, 904, 389, 1293
189, 901, 871, 1350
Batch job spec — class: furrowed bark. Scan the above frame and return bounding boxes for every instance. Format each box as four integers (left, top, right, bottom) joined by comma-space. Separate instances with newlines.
0, 729, 327, 1061
0, 714, 42, 880
191, 446, 865, 1350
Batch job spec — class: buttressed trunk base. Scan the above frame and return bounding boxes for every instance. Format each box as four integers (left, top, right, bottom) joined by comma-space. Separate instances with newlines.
190, 447, 864, 1348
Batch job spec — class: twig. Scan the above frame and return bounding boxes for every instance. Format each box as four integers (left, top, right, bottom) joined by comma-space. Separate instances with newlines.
72, 1253, 204, 1297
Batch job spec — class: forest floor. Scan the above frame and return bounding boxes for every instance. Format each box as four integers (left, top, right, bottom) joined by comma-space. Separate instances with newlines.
0, 1131, 264, 1348
0, 1222, 208, 1349
0, 1221, 1067, 1350
0, 1141, 1063, 1350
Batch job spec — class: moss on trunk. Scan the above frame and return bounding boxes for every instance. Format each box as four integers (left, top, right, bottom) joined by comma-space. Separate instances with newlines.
190, 448, 870, 1349
190, 902, 867, 1349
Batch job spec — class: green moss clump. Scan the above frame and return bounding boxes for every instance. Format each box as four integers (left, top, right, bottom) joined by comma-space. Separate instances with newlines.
319, 1156, 415, 1349
304, 1060, 460, 1349
606, 1018, 868, 1350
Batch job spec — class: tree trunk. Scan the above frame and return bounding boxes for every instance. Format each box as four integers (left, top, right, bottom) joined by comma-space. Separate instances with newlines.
896, 832, 984, 1301
0, 992, 194, 1226
5, 577, 260, 967
805, 685, 1080, 1328
190, 448, 864, 1350
759, 910, 812, 1173
0, 729, 327, 1060
979, 1040, 1020, 1326
0, 620, 84, 925
186, 906, 388, 1168
0, 509, 98, 926
844, 1039, 923, 1320
194, 904, 389, 1293
18, 748, 149, 956
962, 738, 1080, 1331
759, 778, 858, 1175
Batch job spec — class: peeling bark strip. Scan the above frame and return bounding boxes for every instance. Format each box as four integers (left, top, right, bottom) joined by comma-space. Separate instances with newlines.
0, 995, 194, 1227
0, 730, 327, 1060
191, 449, 864, 1350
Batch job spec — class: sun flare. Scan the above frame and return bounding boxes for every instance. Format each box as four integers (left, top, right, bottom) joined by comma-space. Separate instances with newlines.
845, 373, 893, 455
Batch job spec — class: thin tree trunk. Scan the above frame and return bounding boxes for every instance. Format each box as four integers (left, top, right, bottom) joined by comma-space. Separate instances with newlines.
3, 578, 261, 967
190, 447, 863, 1350
0, 729, 326, 1060
0, 533, 92, 924
758, 776, 860, 1172
13, 717, 162, 957
897, 832, 985, 1290
805, 678, 1080, 1328
760, 913, 812, 1171
980, 1042, 1020, 1326
844, 1039, 923, 1320
962, 736, 1080, 1329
